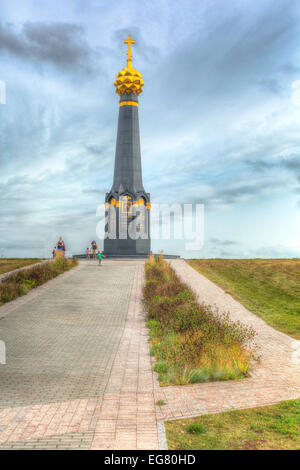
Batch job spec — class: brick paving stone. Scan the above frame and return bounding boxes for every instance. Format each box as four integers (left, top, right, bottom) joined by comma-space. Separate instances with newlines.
0, 261, 134, 408
0, 261, 142, 448
0, 259, 160, 450
0, 431, 94, 450
90, 262, 159, 450
1, 258, 298, 450
154, 260, 300, 422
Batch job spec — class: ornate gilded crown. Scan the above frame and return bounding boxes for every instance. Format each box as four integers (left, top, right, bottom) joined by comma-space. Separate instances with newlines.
114, 35, 144, 96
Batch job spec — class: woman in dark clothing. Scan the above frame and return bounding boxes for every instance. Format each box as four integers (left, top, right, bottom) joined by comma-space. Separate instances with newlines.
91, 240, 98, 259
56, 237, 66, 256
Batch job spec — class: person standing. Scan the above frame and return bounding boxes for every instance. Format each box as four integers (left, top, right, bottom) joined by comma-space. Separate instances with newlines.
57, 237, 64, 251
91, 240, 98, 259
56, 237, 65, 257
86, 247, 90, 259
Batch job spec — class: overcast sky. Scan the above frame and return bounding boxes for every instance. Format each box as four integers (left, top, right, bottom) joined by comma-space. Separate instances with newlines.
0, 0, 300, 258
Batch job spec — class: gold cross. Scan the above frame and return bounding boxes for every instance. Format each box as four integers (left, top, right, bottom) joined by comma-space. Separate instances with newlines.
124, 35, 136, 67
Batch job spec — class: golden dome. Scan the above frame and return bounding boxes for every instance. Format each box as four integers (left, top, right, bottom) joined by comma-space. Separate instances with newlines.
114, 35, 144, 96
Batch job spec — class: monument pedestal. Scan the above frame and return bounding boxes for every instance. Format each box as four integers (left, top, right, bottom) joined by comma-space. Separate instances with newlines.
73, 253, 180, 259
104, 238, 150, 256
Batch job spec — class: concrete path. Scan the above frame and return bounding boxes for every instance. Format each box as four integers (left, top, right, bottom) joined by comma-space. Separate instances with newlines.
0, 259, 161, 450
90, 261, 160, 450
0, 260, 158, 449
0, 261, 134, 408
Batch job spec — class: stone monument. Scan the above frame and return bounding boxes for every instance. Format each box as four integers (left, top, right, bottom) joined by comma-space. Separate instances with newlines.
104, 36, 151, 256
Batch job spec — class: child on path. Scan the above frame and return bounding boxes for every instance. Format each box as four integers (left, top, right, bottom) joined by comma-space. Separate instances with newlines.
86, 247, 90, 259
97, 251, 106, 265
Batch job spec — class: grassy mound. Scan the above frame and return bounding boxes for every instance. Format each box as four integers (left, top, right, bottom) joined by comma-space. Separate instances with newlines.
144, 256, 256, 385
0, 257, 78, 305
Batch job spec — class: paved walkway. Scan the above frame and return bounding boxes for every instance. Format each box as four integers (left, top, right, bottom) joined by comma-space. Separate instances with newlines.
0, 258, 299, 450
0, 261, 134, 408
0, 259, 161, 450
154, 260, 300, 421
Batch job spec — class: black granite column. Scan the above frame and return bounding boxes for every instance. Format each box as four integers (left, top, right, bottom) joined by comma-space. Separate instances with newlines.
104, 92, 151, 256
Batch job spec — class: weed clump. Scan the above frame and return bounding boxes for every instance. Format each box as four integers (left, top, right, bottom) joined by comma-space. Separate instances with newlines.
187, 423, 206, 435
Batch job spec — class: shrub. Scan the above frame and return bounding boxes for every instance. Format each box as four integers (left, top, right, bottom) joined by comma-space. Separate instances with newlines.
22, 279, 36, 294
176, 289, 195, 301
153, 360, 168, 374
189, 369, 210, 383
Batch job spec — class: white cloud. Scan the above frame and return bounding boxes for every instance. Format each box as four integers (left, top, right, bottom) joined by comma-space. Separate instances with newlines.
0, 0, 300, 257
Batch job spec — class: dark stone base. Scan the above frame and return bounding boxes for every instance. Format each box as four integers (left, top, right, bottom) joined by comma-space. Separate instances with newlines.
73, 254, 180, 259
103, 238, 151, 256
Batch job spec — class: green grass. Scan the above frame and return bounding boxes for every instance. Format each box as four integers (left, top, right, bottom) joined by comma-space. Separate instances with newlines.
0, 258, 42, 276
187, 259, 300, 339
0, 257, 78, 305
165, 399, 300, 450
144, 256, 256, 386
155, 400, 167, 406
